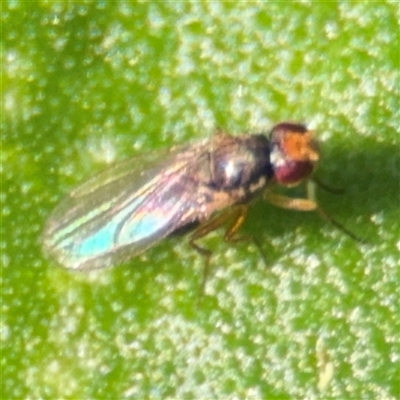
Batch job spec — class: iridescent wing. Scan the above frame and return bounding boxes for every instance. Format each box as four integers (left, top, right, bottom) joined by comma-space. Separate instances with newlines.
42, 140, 211, 270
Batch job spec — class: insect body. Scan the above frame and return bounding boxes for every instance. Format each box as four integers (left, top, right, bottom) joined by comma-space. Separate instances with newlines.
42, 123, 320, 270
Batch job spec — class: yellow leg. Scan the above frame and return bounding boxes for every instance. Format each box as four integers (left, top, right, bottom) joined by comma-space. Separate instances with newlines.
189, 205, 250, 298
221, 205, 268, 265
223, 205, 248, 241
264, 190, 318, 211
264, 188, 363, 242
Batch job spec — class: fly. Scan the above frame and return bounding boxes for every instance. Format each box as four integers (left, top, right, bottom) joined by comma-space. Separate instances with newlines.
42, 122, 357, 271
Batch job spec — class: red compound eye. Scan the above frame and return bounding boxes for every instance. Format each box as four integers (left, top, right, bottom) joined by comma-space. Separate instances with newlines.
270, 123, 319, 186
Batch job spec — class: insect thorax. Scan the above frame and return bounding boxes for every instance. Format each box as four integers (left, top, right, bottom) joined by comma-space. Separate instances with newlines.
207, 134, 273, 200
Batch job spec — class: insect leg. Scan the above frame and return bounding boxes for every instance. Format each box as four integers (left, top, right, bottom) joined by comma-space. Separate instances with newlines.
264, 190, 318, 211
264, 189, 363, 242
222, 204, 248, 241
222, 205, 268, 267
312, 176, 344, 195
189, 205, 248, 295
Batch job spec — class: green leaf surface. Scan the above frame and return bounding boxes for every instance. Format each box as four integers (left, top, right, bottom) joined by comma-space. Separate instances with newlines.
3, 2, 399, 399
